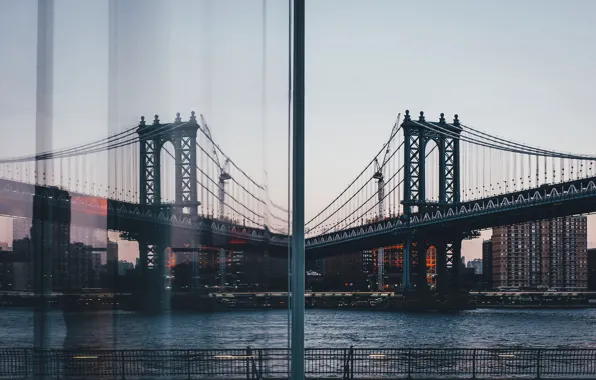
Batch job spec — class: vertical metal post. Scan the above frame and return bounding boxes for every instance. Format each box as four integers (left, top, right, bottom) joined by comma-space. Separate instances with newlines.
452, 115, 461, 204
246, 346, 251, 380
291, 0, 305, 379
35, 0, 54, 187
536, 349, 541, 379
402, 114, 412, 216
472, 349, 476, 379
402, 236, 411, 290
34, 4, 54, 377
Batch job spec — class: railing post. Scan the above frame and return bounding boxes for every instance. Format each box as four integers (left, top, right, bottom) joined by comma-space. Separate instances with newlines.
246, 346, 251, 380
342, 348, 348, 379
536, 349, 541, 379
24, 348, 29, 379
472, 349, 476, 379
350, 346, 354, 380
54, 350, 60, 380
120, 350, 126, 380
407, 349, 412, 379
187, 350, 192, 380
258, 349, 263, 379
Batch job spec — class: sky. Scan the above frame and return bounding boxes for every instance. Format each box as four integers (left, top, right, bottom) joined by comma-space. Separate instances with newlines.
0, 0, 596, 262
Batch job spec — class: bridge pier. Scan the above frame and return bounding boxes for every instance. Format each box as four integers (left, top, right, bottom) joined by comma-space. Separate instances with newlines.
402, 237, 430, 294
401, 236, 412, 290
448, 237, 462, 293
138, 233, 171, 313
414, 241, 429, 293
219, 248, 226, 287
434, 241, 448, 294
433, 235, 463, 295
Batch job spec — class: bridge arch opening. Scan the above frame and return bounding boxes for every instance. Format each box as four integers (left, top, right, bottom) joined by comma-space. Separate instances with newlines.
425, 139, 440, 203
160, 140, 176, 206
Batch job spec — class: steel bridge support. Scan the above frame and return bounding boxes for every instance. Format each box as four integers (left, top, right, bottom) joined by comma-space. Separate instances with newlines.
219, 248, 227, 287
402, 236, 412, 290
413, 241, 429, 292
137, 113, 200, 313
433, 235, 463, 294
401, 111, 462, 293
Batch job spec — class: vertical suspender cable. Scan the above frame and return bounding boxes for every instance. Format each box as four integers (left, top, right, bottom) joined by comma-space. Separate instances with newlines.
286, 0, 292, 374
536, 154, 539, 187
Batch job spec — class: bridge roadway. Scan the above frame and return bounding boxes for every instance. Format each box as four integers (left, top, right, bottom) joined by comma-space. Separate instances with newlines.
1, 175, 596, 258
306, 175, 596, 255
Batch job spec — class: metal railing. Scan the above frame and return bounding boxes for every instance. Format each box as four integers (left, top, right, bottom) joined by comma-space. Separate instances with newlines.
1, 347, 595, 379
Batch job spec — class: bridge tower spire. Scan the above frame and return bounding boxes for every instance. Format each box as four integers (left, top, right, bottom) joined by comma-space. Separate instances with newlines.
137, 112, 200, 312
401, 110, 463, 294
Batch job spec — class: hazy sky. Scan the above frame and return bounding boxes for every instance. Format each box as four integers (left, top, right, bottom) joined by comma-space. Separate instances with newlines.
1, 0, 596, 261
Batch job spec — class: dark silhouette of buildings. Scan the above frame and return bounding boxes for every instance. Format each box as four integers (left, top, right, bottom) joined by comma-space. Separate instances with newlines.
482, 239, 493, 290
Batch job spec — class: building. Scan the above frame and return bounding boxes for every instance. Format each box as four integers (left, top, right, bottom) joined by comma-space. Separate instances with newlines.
362, 250, 375, 279
467, 259, 483, 275
0, 250, 31, 290
492, 216, 588, 290
25, 219, 72, 291
15, 194, 72, 290
482, 240, 493, 289
319, 245, 437, 292
323, 252, 368, 290
68, 242, 93, 289
117, 261, 134, 276
12, 262, 32, 290
91, 252, 102, 285
71, 226, 107, 248
588, 248, 596, 291
103, 240, 119, 291
13, 218, 31, 240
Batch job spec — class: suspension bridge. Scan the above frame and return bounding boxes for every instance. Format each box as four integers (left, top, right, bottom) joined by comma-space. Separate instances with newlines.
2, 109, 596, 310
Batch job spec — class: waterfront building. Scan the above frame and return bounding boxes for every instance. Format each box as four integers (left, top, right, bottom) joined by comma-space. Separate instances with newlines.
492, 216, 588, 289
0, 250, 31, 290
467, 259, 483, 275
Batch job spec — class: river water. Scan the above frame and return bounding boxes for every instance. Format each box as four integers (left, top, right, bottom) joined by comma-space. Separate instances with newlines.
1, 308, 595, 349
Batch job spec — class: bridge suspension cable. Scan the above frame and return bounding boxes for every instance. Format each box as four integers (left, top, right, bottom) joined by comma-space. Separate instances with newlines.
311, 143, 439, 237
460, 122, 596, 160
320, 164, 405, 236
193, 141, 287, 226
0, 121, 180, 164
161, 146, 265, 227
409, 119, 596, 202
0, 126, 134, 163
306, 140, 405, 234
305, 117, 403, 229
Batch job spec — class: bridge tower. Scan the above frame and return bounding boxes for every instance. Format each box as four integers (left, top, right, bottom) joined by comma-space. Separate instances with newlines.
137, 112, 200, 312
401, 110, 462, 293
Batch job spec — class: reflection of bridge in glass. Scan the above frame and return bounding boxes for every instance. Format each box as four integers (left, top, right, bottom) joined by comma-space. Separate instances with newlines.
3, 109, 596, 308
4, 109, 596, 306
